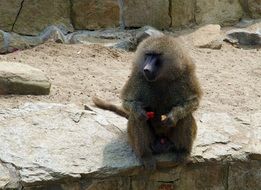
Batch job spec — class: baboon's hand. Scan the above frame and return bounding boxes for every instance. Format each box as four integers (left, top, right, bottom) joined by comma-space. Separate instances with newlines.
134, 107, 147, 121
130, 102, 147, 121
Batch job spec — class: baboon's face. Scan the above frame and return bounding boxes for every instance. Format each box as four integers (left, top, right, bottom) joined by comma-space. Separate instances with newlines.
142, 53, 163, 82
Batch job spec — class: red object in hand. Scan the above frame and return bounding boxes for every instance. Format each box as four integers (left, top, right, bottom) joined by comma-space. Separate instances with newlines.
146, 111, 155, 119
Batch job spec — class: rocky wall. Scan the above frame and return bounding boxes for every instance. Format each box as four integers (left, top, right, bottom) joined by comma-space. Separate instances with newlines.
0, 103, 260, 190
0, 0, 260, 35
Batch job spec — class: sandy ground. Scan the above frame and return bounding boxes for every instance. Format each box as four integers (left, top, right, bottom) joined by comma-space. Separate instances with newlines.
0, 34, 260, 118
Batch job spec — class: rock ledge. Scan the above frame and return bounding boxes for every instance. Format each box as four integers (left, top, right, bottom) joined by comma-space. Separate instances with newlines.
0, 102, 260, 189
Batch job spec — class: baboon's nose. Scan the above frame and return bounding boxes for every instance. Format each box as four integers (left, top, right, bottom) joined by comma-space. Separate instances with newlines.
143, 68, 151, 75
143, 68, 155, 81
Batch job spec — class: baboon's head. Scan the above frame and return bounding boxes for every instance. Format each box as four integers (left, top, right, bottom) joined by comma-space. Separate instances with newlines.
134, 35, 191, 82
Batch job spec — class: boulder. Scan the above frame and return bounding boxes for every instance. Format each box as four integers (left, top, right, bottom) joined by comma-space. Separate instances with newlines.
171, 0, 196, 28
191, 24, 223, 49
196, 0, 243, 26
13, 0, 73, 35
123, 0, 171, 29
0, 62, 51, 95
72, 0, 120, 30
0, 0, 23, 32
0, 102, 260, 189
225, 29, 261, 45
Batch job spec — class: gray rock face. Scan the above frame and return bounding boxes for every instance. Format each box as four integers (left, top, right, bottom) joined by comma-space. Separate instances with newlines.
13, 0, 73, 35
0, 164, 11, 189
225, 29, 261, 45
0, 26, 68, 54
196, 0, 243, 26
123, 0, 171, 29
0, 62, 51, 95
171, 0, 196, 28
240, 0, 261, 19
0, 0, 22, 32
0, 102, 134, 187
72, 0, 120, 30
248, 0, 261, 18
0, 31, 5, 53
0, 102, 260, 189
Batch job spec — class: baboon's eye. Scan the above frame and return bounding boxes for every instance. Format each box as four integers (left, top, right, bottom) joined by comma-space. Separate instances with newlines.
155, 59, 162, 67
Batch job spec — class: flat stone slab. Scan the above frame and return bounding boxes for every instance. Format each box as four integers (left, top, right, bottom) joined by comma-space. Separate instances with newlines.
0, 102, 260, 189
0, 62, 51, 95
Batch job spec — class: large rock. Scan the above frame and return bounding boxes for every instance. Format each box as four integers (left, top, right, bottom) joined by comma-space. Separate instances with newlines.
190, 24, 223, 49
225, 29, 261, 46
123, 0, 171, 29
0, 0, 23, 32
72, 0, 120, 30
13, 0, 73, 35
0, 62, 51, 95
171, 0, 196, 28
0, 102, 260, 189
196, 0, 244, 26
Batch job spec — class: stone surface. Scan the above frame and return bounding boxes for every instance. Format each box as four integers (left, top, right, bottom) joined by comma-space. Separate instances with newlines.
72, 0, 120, 30
171, 0, 196, 28
248, 0, 261, 18
0, 164, 11, 189
0, 0, 22, 32
228, 161, 261, 190
0, 102, 260, 189
0, 31, 5, 53
190, 24, 223, 49
196, 0, 244, 26
0, 62, 51, 95
0, 102, 134, 186
235, 18, 256, 28
0, 26, 68, 54
240, 0, 261, 18
123, 0, 171, 29
177, 164, 227, 190
13, 0, 73, 35
225, 29, 261, 45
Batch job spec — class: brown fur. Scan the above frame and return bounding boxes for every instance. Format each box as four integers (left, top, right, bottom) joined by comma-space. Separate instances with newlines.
92, 35, 202, 170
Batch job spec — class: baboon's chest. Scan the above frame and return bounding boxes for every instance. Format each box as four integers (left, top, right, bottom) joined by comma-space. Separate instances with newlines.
144, 91, 181, 115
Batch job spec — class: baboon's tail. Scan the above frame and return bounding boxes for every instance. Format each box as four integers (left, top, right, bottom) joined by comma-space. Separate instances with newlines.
92, 97, 129, 119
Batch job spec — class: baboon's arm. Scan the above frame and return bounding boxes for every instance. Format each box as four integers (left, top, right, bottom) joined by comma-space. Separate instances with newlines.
122, 99, 147, 120
171, 95, 200, 120
163, 95, 200, 127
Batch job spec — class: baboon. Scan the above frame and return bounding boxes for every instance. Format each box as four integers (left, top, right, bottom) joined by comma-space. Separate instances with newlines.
92, 35, 202, 170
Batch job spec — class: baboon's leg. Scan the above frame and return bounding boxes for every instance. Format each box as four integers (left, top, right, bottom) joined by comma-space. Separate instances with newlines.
167, 114, 197, 163
127, 114, 156, 170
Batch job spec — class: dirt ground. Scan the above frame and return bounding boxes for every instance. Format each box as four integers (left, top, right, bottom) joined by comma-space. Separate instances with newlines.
0, 34, 260, 118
